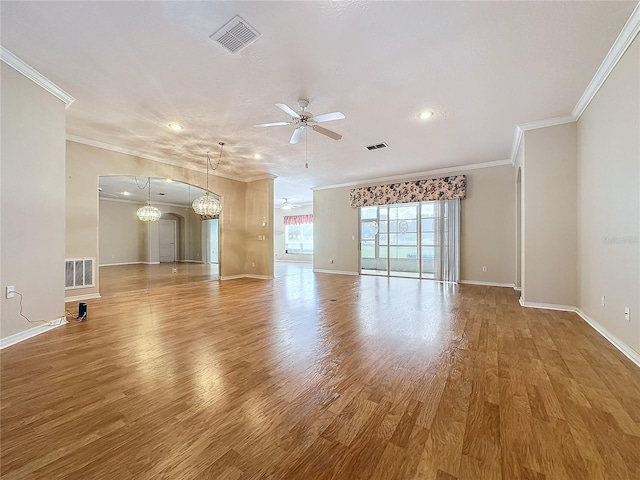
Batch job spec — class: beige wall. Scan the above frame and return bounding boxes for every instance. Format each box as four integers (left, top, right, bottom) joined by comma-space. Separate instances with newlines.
99, 200, 146, 265
274, 204, 314, 262
244, 179, 275, 278
1, 63, 67, 339
313, 187, 360, 273
67, 141, 272, 296
522, 123, 578, 306
460, 164, 515, 284
313, 167, 515, 282
99, 199, 203, 265
577, 36, 639, 353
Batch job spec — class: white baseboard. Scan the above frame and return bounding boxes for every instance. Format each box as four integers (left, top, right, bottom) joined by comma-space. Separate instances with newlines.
313, 269, 359, 276
220, 274, 272, 281
0, 318, 67, 350
65, 293, 101, 302
519, 301, 640, 368
520, 300, 576, 312
460, 280, 515, 288
100, 261, 163, 267
99, 261, 140, 267
575, 308, 640, 368
275, 259, 313, 263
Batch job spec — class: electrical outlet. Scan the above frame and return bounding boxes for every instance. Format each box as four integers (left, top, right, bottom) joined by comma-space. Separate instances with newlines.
330, 259, 334, 264
601, 296, 606, 307
252, 262, 255, 267
6, 286, 15, 299
482, 266, 487, 272
624, 307, 630, 322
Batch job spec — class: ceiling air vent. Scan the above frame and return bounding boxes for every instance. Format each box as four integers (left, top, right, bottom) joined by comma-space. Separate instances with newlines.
210, 15, 260, 54
365, 142, 388, 151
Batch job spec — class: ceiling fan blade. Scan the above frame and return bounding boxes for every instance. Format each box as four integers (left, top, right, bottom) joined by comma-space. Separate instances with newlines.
276, 103, 301, 119
313, 111, 345, 123
254, 121, 291, 128
290, 127, 304, 144
312, 125, 342, 141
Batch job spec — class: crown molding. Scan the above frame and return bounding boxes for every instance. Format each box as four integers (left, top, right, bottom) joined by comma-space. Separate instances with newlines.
312, 159, 512, 191
67, 135, 252, 184
245, 174, 278, 182
99, 196, 196, 209
572, 2, 640, 120
1, 46, 75, 108
510, 115, 575, 165
510, 3, 640, 163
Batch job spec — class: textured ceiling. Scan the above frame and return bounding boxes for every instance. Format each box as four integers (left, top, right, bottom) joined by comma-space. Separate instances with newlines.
1, 1, 637, 206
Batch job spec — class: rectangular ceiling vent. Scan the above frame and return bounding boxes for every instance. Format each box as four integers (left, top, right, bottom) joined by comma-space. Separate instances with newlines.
210, 15, 260, 54
365, 142, 389, 151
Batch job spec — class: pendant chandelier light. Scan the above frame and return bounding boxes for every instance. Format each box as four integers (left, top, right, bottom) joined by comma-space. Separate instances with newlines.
192, 142, 223, 220
136, 177, 161, 222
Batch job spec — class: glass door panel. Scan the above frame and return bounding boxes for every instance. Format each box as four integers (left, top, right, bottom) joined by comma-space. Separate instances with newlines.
388, 204, 419, 277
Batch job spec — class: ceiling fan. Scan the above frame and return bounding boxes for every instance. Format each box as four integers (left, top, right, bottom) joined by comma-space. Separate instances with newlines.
254, 99, 345, 144
279, 198, 301, 210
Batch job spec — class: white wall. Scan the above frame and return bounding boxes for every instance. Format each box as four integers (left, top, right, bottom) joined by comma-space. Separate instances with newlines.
577, 36, 639, 354
313, 165, 516, 283
522, 123, 578, 306
274, 204, 313, 262
1, 63, 67, 339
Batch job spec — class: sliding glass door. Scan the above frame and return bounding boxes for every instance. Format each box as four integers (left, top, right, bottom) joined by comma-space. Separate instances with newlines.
360, 200, 459, 281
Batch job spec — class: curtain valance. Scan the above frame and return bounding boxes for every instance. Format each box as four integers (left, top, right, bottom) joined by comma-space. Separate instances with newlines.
284, 214, 313, 225
349, 175, 466, 208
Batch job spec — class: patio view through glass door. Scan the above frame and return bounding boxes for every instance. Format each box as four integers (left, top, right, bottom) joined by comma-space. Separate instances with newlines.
360, 201, 456, 280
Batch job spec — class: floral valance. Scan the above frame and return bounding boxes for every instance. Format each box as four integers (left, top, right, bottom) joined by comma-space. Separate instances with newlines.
284, 214, 313, 226
349, 175, 466, 208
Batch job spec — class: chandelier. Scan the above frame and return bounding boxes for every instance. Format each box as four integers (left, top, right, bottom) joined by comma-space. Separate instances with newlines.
136, 177, 161, 222
192, 142, 223, 220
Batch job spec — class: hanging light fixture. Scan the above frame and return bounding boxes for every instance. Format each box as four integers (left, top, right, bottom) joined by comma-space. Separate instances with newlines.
136, 177, 161, 222
192, 142, 223, 220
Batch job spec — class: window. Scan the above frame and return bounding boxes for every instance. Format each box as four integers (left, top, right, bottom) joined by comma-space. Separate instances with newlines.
284, 214, 314, 254
359, 199, 460, 281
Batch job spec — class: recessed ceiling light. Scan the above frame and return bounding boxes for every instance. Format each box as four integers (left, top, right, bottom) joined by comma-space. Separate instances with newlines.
253, 154, 262, 159
418, 111, 434, 120
168, 123, 183, 131
121, 191, 132, 196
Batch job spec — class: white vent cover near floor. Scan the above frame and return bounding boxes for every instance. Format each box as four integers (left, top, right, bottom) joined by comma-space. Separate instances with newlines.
210, 15, 260, 54
65, 258, 94, 289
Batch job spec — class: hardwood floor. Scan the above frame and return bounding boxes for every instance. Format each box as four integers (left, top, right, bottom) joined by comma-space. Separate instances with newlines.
2, 265, 639, 479
99, 262, 219, 296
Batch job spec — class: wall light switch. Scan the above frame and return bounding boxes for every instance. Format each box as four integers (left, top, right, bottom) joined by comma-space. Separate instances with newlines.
601, 296, 606, 307
482, 266, 487, 272
624, 307, 630, 321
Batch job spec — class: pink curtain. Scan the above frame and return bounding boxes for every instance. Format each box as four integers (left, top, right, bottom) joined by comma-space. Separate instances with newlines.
283, 214, 313, 225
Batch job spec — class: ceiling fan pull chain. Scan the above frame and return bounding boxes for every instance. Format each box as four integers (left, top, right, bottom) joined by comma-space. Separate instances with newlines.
305, 128, 309, 169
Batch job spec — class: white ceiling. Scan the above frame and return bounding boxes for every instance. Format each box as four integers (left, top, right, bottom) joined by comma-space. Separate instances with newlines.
99, 176, 206, 206
1, 1, 637, 206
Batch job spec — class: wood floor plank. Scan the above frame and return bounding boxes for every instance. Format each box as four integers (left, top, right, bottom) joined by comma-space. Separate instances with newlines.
1, 264, 639, 479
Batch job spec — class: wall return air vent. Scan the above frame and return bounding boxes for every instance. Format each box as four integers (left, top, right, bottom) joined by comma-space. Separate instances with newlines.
210, 15, 260, 54
365, 142, 388, 151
